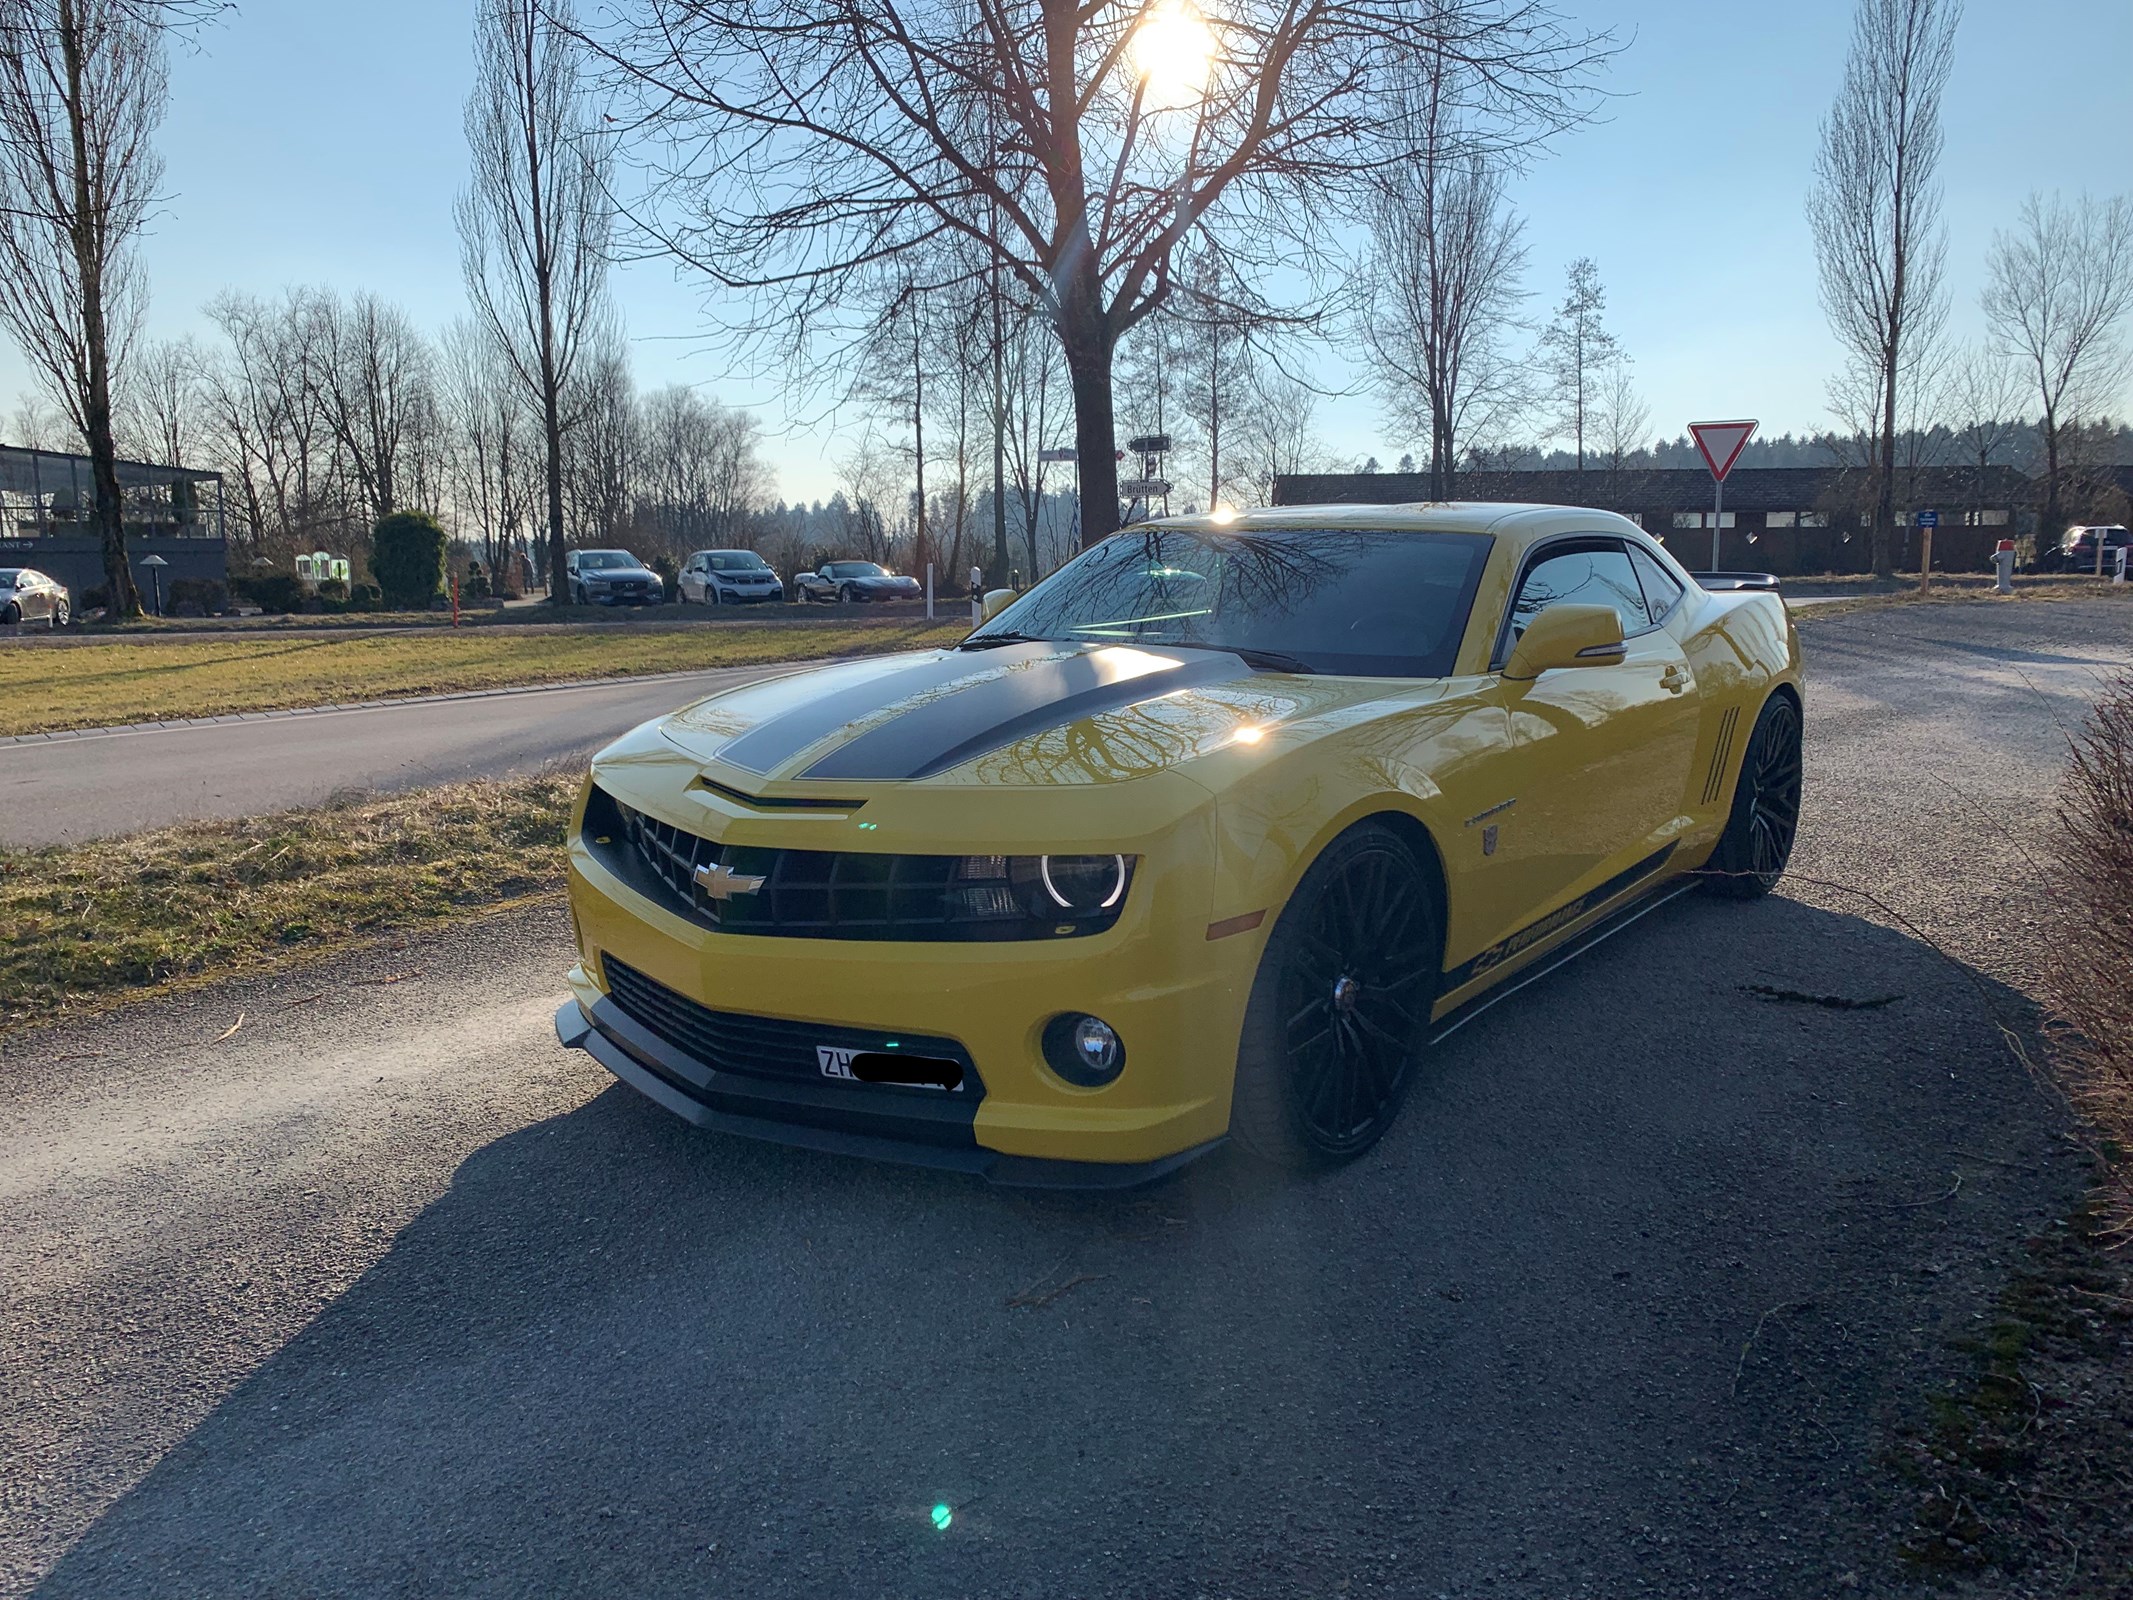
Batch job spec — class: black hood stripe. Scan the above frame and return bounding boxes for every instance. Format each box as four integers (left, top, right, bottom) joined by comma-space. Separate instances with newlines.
713, 643, 1058, 775
800, 647, 1249, 782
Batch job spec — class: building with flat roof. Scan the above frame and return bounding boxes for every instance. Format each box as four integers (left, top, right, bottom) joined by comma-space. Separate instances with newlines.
0, 444, 228, 601
1271, 465, 2035, 575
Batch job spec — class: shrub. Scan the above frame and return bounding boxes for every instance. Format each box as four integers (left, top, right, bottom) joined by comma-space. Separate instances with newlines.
2049, 675, 2133, 1235
461, 562, 492, 602
651, 553, 680, 602
347, 581, 383, 611
247, 573, 307, 615
316, 577, 350, 606
371, 511, 448, 610
166, 577, 228, 616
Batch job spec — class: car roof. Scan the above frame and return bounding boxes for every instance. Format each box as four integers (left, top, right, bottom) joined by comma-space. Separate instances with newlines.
1141, 501, 1651, 542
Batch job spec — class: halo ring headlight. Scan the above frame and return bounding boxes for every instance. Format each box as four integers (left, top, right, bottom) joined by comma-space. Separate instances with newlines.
1038, 853, 1129, 912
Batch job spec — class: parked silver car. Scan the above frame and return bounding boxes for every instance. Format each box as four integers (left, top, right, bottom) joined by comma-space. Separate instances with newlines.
679, 548, 784, 605
0, 568, 69, 628
793, 560, 924, 603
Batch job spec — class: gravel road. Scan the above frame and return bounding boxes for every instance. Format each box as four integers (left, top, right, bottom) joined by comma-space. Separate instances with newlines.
3, 600, 2126, 1599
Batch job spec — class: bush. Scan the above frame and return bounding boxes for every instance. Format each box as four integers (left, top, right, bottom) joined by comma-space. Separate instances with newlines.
372, 511, 448, 611
2049, 675, 2133, 1233
347, 581, 383, 611
316, 577, 349, 606
461, 562, 492, 602
245, 573, 307, 615
165, 577, 229, 616
651, 554, 680, 602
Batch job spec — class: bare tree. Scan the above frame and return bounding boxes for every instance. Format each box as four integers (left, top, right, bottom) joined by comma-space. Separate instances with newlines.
1363, 126, 1528, 497
441, 316, 534, 578
1807, 0, 1959, 575
1981, 192, 2133, 549
116, 332, 199, 465
575, 0, 1608, 547
1944, 340, 2024, 525
458, 0, 615, 601
0, 0, 173, 612
1591, 355, 1650, 478
310, 290, 438, 526
1237, 368, 1325, 506
1536, 257, 1619, 469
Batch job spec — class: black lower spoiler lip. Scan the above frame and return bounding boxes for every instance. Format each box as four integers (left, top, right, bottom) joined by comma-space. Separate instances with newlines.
555, 999, 1220, 1190
1688, 570, 1782, 591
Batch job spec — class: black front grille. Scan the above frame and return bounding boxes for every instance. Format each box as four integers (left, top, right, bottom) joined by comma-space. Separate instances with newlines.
582, 784, 1125, 941
601, 956, 978, 1094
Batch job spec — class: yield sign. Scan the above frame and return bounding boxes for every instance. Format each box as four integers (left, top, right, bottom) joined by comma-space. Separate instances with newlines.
1689, 419, 1757, 482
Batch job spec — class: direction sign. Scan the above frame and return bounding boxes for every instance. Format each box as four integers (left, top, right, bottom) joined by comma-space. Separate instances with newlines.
1689, 419, 1757, 483
1118, 478, 1171, 498
1915, 509, 1939, 528
1125, 433, 1172, 455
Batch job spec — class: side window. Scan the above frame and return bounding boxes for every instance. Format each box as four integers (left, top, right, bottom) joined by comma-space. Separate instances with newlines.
1507, 543, 1649, 644
1628, 546, 1684, 622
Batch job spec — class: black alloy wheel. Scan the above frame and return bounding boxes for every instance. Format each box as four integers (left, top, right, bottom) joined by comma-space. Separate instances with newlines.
840, 583, 859, 604
1705, 694, 1803, 899
51, 599, 68, 629
1231, 821, 1443, 1169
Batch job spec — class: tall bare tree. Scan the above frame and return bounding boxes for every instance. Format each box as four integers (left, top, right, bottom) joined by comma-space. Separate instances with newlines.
458, 0, 615, 602
1591, 355, 1650, 478
1807, 0, 1959, 575
310, 290, 438, 526
1536, 257, 1618, 469
1944, 340, 2023, 523
0, 0, 175, 613
1981, 192, 2133, 550
574, 0, 1607, 546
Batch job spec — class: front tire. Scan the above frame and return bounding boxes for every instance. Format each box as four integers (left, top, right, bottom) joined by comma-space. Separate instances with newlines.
1230, 821, 1443, 1171
51, 599, 68, 629
1704, 694, 1803, 899
840, 584, 859, 604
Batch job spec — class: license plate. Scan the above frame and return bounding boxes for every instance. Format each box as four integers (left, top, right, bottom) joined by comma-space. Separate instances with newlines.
817, 1045, 860, 1082
817, 1044, 962, 1092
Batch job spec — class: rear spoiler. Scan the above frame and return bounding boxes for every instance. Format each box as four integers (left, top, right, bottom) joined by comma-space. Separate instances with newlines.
1687, 571, 1781, 592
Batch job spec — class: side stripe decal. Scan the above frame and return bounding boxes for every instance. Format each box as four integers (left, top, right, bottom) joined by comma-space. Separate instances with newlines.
1440, 842, 1679, 994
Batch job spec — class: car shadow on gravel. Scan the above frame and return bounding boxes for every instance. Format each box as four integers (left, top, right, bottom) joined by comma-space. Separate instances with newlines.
34, 894, 2087, 1600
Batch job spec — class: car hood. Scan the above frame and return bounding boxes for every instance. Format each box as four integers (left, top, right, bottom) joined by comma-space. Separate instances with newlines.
655, 641, 1427, 789
581, 565, 658, 581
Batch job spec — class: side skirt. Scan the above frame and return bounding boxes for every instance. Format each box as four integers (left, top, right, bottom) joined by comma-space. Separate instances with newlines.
1426, 874, 1700, 1048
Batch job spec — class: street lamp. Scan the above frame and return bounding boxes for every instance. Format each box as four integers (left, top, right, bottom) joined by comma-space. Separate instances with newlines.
138, 553, 169, 618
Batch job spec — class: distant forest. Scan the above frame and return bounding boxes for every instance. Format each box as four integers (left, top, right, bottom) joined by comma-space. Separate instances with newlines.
1497, 419, 2133, 476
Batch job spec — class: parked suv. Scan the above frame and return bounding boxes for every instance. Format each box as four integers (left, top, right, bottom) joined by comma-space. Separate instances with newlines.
0, 568, 70, 628
566, 549, 663, 607
679, 549, 784, 605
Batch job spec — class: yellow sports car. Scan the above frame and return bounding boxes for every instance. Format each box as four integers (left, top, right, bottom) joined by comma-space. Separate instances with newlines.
556, 504, 1803, 1182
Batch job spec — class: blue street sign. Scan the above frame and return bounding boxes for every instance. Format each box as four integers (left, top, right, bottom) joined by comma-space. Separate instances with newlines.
1916, 509, 1939, 528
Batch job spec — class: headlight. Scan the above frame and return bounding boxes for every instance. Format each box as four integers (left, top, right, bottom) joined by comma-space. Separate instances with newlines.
1036, 855, 1129, 911
947, 854, 1136, 931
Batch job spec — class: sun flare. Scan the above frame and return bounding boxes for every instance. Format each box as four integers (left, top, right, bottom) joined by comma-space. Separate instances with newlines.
1130, 1, 1216, 111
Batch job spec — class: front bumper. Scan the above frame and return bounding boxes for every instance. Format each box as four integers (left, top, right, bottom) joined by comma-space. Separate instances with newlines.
555, 997, 1219, 1187
560, 772, 1252, 1177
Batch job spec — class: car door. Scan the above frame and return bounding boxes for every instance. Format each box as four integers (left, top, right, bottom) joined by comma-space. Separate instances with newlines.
1482, 537, 1702, 934
24, 572, 51, 622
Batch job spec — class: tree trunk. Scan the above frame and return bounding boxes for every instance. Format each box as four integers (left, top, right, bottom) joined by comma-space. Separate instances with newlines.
1875, 349, 1899, 577
59, 0, 136, 617
2041, 409, 2062, 562
1059, 283, 1118, 547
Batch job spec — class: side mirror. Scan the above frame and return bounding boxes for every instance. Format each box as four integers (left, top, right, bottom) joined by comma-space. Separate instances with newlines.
1503, 603, 1626, 680
980, 587, 1017, 623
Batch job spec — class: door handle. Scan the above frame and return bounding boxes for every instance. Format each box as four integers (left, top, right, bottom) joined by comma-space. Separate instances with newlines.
1660, 665, 1691, 694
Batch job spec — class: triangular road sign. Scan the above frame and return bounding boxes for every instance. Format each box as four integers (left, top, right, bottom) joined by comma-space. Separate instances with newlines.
1689, 419, 1757, 483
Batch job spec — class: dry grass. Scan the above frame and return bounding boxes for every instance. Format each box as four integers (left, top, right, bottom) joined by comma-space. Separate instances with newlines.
2047, 675, 2133, 1239
1792, 579, 2133, 622
0, 618, 967, 735
0, 775, 575, 1034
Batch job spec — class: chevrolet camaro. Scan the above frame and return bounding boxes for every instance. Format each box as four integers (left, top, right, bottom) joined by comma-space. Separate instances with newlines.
555, 504, 1804, 1183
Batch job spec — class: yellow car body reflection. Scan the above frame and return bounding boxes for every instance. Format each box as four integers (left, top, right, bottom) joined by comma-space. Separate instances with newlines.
556, 504, 1803, 1184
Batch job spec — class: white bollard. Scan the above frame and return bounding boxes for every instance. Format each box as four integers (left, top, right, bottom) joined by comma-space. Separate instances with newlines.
1993, 540, 2016, 594
2115, 547, 2129, 585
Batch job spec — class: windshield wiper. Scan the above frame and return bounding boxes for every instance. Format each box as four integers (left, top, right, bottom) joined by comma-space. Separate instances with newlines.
1221, 646, 1318, 675
957, 631, 1050, 651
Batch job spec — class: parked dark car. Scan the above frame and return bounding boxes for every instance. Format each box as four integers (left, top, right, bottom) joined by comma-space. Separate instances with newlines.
566, 549, 664, 607
0, 568, 69, 628
794, 560, 924, 604
680, 549, 785, 605
2045, 525, 2131, 574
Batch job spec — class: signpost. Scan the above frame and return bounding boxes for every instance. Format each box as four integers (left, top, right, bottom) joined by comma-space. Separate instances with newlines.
1688, 419, 1758, 571
1915, 508, 1938, 591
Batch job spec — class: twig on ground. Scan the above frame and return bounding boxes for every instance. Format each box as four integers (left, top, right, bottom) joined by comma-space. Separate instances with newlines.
1006, 1269, 1105, 1310
1953, 1148, 2036, 1171
1883, 1173, 1963, 1210
1744, 983, 1903, 1010
1732, 1298, 1816, 1397
209, 1011, 245, 1045
278, 991, 328, 1010
357, 970, 422, 987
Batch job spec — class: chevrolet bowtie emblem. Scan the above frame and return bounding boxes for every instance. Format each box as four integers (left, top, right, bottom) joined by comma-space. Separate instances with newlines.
693, 861, 768, 899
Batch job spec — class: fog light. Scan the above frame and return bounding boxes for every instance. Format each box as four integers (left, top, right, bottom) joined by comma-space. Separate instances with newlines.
1043, 1012, 1126, 1086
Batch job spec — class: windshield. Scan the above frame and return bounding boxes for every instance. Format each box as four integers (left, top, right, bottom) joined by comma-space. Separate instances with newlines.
967, 526, 1492, 677
576, 551, 637, 571
828, 562, 890, 578
708, 553, 769, 572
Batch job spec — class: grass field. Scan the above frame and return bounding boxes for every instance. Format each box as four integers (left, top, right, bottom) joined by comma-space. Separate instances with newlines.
0, 776, 572, 1034
1, 618, 968, 735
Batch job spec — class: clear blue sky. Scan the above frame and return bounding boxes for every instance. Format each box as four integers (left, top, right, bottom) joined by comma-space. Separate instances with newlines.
2, 0, 2128, 499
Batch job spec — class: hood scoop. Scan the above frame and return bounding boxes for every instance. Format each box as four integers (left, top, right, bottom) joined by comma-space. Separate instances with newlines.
692, 776, 866, 813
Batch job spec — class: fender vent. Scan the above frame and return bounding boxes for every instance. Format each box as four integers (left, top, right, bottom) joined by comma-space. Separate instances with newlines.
1702, 706, 1742, 807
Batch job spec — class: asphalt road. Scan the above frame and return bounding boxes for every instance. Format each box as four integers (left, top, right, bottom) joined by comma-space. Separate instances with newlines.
0, 664, 800, 848
3, 600, 2127, 1598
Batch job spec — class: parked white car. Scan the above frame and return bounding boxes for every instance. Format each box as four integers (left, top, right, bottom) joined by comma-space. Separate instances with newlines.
679, 549, 785, 605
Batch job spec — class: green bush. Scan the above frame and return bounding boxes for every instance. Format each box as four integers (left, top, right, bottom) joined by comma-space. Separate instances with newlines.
347, 581, 383, 611
371, 511, 448, 610
247, 573, 307, 615
316, 577, 350, 605
652, 554, 680, 602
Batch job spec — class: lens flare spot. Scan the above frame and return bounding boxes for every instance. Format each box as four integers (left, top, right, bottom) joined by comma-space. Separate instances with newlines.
931, 1503, 953, 1531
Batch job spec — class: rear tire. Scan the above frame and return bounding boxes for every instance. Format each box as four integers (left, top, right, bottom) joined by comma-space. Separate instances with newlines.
50, 599, 68, 629
1704, 694, 1803, 899
1, 602, 18, 625
1230, 821, 1443, 1171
